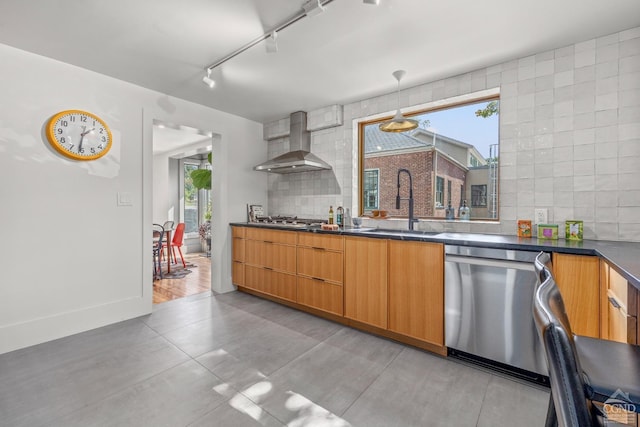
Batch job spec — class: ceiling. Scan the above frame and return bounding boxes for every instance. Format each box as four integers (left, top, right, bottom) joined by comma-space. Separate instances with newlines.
1, 0, 639, 125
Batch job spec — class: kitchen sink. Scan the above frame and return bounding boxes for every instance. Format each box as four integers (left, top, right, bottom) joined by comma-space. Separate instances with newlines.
349, 228, 441, 238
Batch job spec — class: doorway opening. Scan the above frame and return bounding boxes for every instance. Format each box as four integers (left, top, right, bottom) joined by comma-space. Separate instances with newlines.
151, 120, 213, 304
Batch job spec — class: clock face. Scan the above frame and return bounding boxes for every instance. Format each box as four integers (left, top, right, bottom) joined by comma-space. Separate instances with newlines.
46, 110, 112, 160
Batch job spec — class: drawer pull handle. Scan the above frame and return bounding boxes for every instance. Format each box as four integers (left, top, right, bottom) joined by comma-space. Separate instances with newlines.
264, 267, 273, 271
609, 296, 621, 309
264, 240, 273, 244
311, 247, 326, 251
312, 277, 325, 282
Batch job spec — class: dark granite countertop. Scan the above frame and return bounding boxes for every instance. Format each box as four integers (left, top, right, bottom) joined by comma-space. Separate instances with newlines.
231, 222, 640, 289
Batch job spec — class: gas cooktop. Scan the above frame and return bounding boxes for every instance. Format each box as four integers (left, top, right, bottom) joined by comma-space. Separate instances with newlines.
252, 216, 324, 228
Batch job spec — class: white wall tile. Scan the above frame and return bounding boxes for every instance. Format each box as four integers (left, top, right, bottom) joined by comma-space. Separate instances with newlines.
265, 27, 640, 241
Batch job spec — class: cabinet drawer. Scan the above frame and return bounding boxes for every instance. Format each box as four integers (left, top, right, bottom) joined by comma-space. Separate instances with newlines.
232, 226, 246, 239
244, 265, 296, 302
232, 261, 244, 286
297, 247, 344, 284
245, 240, 296, 273
297, 276, 343, 315
232, 237, 245, 262
245, 228, 297, 245
297, 233, 343, 251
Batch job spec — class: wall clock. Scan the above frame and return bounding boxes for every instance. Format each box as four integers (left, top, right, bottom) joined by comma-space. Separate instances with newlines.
46, 109, 112, 160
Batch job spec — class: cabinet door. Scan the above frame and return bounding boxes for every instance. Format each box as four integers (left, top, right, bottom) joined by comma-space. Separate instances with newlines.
297, 247, 344, 284
232, 261, 245, 286
244, 265, 296, 302
232, 237, 245, 262
388, 240, 444, 345
553, 254, 600, 338
344, 237, 388, 329
297, 276, 343, 315
601, 261, 637, 344
245, 240, 296, 273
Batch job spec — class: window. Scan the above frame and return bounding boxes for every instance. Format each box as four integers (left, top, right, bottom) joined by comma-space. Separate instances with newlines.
363, 169, 379, 211
181, 157, 211, 237
359, 92, 499, 220
435, 177, 444, 208
471, 184, 487, 207
183, 162, 199, 234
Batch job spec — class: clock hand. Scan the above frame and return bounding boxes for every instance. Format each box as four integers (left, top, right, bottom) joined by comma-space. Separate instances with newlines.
81, 127, 95, 137
78, 126, 86, 152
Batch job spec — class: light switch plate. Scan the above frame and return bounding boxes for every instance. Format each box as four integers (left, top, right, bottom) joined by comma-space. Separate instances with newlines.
117, 192, 133, 206
535, 208, 548, 224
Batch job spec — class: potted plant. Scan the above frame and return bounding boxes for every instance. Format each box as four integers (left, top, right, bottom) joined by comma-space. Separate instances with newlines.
191, 152, 212, 255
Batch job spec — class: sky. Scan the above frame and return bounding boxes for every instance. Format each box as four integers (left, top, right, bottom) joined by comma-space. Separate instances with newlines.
414, 101, 499, 159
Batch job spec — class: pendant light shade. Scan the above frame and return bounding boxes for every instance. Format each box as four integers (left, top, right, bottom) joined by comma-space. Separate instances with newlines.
379, 70, 418, 133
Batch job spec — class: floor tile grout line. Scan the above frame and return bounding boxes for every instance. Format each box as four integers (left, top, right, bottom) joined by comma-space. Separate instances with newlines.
473, 372, 495, 427
338, 346, 407, 419
45, 355, 195, 426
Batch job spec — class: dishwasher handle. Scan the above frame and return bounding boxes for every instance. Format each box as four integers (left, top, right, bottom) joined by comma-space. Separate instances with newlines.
445, 254, 535, 272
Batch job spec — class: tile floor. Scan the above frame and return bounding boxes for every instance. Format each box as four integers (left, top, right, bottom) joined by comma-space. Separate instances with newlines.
0, 291, 550, 426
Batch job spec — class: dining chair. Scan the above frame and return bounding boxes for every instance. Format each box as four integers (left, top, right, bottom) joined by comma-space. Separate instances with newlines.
533, 252, 640, 427
162, 222, 186, 268
160, 220, 175, 265
152, 223, 165, 280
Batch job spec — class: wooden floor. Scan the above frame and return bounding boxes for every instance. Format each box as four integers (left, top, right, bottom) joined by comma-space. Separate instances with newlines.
153, 252, 211, 304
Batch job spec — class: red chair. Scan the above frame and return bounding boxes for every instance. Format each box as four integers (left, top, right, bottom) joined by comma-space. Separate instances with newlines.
162, 222, 186, 268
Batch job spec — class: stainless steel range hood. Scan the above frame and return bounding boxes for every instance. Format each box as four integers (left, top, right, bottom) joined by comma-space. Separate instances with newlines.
254, 111, 332, 174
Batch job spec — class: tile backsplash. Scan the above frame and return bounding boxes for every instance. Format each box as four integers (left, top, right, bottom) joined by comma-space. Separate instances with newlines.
266, 26, 640, 242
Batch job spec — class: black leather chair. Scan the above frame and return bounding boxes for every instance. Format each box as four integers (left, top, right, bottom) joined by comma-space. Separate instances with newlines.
533, 252, 640, 427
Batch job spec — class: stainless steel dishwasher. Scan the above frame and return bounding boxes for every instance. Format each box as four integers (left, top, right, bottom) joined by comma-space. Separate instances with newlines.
445, 245, 548, 381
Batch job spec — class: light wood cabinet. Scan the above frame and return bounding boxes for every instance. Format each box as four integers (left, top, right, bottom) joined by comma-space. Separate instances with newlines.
600, 260, 638, 344
231, 226, 245, 286
344, 236, 388, 329
297, 276, 343, 315
388, 240, 444, 346
552, 253, 600, 338
241, 227, 297, 301
244, 265, 296, 302
296, 233, 344, 315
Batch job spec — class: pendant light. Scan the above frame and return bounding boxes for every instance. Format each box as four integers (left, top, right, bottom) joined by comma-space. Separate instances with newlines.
379, 70, 418, 133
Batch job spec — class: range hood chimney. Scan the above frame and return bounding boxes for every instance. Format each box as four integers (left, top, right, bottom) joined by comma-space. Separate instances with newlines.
254, 111, 332, 174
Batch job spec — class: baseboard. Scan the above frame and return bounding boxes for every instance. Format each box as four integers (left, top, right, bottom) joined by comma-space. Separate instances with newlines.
0, 296, 151, 355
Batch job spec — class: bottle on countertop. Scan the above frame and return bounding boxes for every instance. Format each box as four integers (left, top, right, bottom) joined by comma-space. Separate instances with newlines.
328, 205, 334, 224
336, 206, 344, 227
344, 208, 352, 228
445, 201, 455, 220
459, 200, 470, 221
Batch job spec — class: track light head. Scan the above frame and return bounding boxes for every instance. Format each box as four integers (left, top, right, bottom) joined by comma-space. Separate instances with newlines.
266, 31, 278, 53
363, 0, 380, 4
202, 70, 215, 89
303, 0, 325, 17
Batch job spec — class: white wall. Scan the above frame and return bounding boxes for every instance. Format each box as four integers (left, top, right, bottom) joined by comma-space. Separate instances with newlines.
267, 26, 640, 241
0, 43, 267, 354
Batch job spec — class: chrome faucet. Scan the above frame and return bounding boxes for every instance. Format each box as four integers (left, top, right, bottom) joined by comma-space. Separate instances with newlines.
396, 168, 418, 230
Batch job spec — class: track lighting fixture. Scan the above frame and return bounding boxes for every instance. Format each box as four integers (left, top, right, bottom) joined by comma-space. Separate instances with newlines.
363, 0, 380, 4
202, 69, 215, 89
266, 31, 278, 53
379, 70, 418, 133
303, 0, 326, 17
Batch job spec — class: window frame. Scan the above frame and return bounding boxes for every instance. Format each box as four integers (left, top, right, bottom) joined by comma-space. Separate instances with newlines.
357, 90, 500, 221
435, 176, 444, 209
363, 168, 380, 213
471, 184, 488, 208
179, 158, 211, 238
